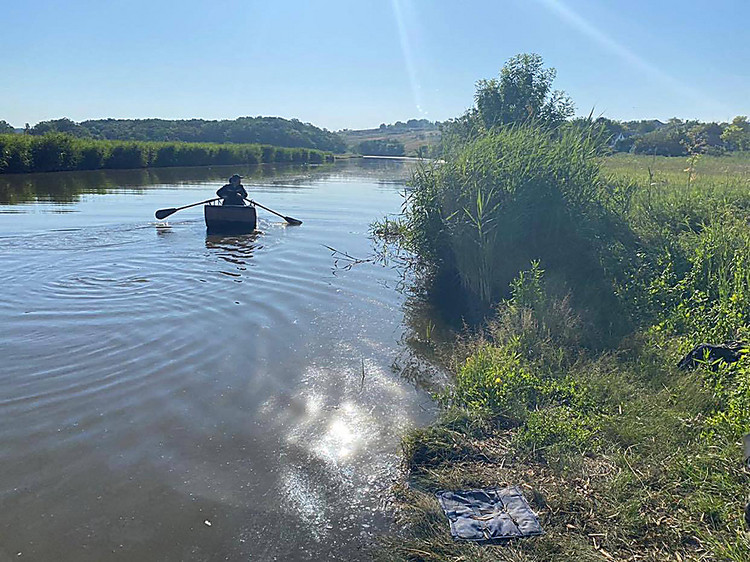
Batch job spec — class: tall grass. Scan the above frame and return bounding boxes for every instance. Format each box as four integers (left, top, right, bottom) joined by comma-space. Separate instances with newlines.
404, 124, 632, 341
0, 133, 333, 174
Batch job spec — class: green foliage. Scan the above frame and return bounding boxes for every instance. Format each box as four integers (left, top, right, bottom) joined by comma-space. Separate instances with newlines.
447, 340, 593, 426
513, 406, 598, 454
509, 260, 545, 309
354, 139, 405, 156
31, 117, 89, 137
0, 133, 332, 174
375, 119, 438, 133
105, 142, 148, 169
474, 53, 574, 130
0, 120, 14, 134
631, 123, 691, 156
721, 116, 750, 151
703, 356, 750, 439
29, 133, 80, 172
650, 212, 750, 342
405, 123, 625, 335
0, 134, 32, 173
440, 54, 573, 151
30, 116, 347, 153
392, 150, 750, 559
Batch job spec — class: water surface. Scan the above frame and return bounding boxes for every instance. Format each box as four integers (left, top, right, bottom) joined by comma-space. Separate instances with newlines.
0, 161, 434, 561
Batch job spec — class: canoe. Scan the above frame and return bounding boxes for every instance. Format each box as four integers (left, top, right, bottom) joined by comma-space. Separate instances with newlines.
204, 203, 257, 234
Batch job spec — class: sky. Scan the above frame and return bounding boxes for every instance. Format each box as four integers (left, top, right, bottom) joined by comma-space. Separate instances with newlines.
1, 0, 748, 130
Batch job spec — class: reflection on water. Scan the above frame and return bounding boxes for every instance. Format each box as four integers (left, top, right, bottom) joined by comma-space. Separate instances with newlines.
205, 233, 260, 266
0, 158, 412, 205
0, 159, 435, 562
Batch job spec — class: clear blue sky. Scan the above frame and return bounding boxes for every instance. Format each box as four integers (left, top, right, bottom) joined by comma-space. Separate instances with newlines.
2, 0, 748, 130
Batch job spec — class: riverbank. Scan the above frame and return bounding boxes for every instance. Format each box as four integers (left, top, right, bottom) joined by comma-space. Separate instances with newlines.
382, 147, 750, 560
0, 133, 333, 174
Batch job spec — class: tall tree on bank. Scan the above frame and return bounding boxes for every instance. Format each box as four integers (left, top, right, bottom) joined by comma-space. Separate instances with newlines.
475, 53, 574, 129
441, 53, 574, 149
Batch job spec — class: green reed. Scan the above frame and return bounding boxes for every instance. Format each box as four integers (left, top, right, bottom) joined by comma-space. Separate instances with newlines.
0, 133, 333, 174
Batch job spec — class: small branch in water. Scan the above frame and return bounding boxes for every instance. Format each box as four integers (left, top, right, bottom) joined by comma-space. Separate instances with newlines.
323, 244, 373, 272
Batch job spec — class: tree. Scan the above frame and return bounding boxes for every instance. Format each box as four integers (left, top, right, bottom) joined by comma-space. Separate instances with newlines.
474, 53, 574, 130
31, 118, 88, 137
22, 116, 348, 152
721, 116, 750, 151
0, 120, 14, 133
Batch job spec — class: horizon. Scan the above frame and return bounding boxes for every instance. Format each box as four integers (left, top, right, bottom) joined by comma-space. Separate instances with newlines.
3, 0, 748, 130
6, 114, 738, 135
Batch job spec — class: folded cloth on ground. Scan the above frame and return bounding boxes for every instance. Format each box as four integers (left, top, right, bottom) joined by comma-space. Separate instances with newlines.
436, 486, 544, 542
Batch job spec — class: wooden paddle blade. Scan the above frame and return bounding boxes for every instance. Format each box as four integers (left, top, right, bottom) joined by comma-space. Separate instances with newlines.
155, 208, 177, 220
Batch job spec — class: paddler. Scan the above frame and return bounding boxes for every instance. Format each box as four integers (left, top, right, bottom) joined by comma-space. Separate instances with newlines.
216, 174, 248, 206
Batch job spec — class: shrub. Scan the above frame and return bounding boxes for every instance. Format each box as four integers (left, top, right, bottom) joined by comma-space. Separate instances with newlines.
105, 143, 147, 169
77, 141, 109, 170
30, 133, 80, 172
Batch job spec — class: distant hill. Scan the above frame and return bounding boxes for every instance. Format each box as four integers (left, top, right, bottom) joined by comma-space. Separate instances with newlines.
339, 119, 442, 156
26, 116, 347, 153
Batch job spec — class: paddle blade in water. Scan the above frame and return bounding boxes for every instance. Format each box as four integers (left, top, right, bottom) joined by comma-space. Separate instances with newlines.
284, 216, 303, 225
155, 208, 177, 220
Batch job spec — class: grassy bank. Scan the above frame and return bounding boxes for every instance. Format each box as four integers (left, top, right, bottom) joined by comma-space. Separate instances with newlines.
385, 139, 750, 560
0, 133, 333, 174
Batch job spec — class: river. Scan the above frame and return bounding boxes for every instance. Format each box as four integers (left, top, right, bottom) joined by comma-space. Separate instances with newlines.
0, 160, 436, 561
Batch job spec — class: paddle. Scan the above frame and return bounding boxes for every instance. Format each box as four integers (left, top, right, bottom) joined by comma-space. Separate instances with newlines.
245, 198, 303, 225
155, 197, 221, 220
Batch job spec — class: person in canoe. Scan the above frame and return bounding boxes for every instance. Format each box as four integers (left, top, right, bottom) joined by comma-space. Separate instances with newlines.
216, 174, 248, 206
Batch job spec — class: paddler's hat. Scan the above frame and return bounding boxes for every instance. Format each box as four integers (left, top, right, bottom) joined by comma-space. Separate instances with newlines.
228, 174, 242, 182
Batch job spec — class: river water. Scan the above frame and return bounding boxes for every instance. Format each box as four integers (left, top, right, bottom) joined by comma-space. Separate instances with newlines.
0, 161, 436, 561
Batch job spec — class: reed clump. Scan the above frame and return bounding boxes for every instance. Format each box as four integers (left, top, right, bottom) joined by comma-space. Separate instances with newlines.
0, 133, 333, 174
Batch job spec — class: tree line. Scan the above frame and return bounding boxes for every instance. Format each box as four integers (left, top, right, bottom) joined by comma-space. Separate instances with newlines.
577, 115, 750, 156
1, 116, 347, 153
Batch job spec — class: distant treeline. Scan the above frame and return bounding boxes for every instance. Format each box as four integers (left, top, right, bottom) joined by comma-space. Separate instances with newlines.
8, 116, 347, 153
376, 119, 439, 133
341, 119, 440, 136
0, 133, 333, 174
568, 116, 750, 156
354, 139, 405, 156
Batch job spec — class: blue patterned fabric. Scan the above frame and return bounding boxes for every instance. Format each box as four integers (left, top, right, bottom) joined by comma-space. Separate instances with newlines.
436, 486, 544, 542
